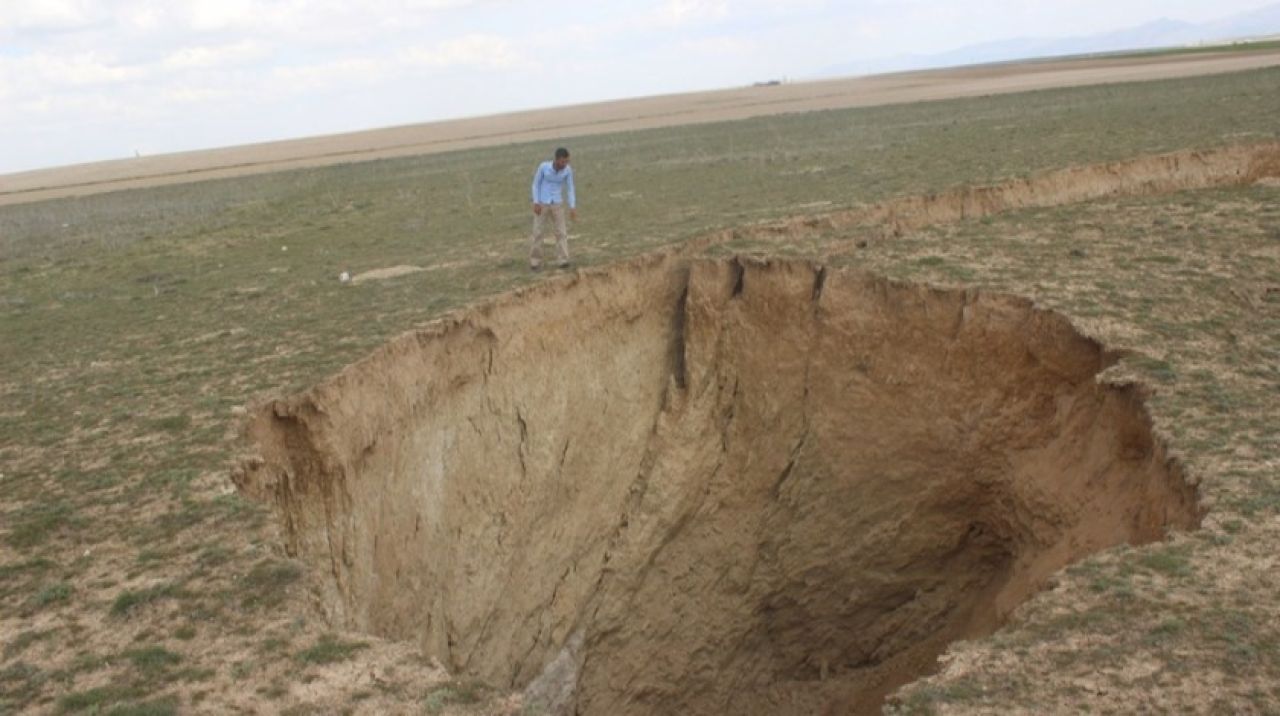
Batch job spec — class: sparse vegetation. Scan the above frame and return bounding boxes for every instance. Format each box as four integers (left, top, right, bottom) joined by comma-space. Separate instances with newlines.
56, 684, 147, 714
295, 635, 369, 665
5, 501, 75, 548
239, 558, 302, 610
1, 62, 1277, 713
424, 680, 486, 713
124, 646, 183, 676
30, 581, 72, 609
4, 629, 58, 659
110, 583, 186, 618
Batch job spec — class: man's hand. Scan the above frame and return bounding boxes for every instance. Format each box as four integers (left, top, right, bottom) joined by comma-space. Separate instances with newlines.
569, 208, 578, 221
532, 203, 542, 216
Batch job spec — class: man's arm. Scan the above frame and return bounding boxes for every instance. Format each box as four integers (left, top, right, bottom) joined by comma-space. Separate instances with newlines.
567, 169, 577, 219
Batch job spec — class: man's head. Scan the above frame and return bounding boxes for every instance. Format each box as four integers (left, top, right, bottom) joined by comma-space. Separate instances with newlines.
553, 147, 570, 171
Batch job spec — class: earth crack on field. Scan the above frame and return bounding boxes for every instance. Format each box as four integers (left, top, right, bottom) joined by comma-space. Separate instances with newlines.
234, 254, 1202, 715
677, 141, 1280, 259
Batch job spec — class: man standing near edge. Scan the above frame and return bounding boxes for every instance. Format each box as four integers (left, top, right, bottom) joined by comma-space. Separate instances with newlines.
530, 147, 577, 271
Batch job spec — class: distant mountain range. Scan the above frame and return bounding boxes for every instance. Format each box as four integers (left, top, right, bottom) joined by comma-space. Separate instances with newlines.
818, 2, 1280, 77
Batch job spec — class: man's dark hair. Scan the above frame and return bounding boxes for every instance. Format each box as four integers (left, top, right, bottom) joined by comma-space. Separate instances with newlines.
554, 147, 570, 159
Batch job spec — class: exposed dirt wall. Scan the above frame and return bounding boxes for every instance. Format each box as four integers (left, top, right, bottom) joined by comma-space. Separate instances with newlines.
236, 252, 688, 687
692, 141, 1280, 251
234, 255, 1200, 715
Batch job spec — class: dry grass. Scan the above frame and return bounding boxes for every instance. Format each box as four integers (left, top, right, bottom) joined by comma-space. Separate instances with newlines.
1, 66, 1278, 714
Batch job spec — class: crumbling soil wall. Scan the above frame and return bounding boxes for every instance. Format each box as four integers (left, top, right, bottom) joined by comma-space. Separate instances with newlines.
235, 255, 1201, 715
688, 141, 1280, 251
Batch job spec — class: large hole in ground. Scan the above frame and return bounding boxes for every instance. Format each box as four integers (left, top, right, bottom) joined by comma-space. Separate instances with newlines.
235, 255, 1201, 715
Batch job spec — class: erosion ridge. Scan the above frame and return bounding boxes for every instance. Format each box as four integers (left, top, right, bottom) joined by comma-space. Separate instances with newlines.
234, 254, 1201, 715
675, 141, 1280, 259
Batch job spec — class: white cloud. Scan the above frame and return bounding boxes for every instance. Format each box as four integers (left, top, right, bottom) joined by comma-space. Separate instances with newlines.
15, 96, 52, 113
680, 35, 753, 56
260, 32, 524, 98
120, 3, 163, 32
7, 51, 149, 87
401, 34, 524, 70
657, 0, 730, 26
181, 0, 259, 31
162, 85, 231, 103
14, 91, 128, 116
271, 56, 390, 92
164, 0, 495, 36
0, 0, 96, 31
398, 0, 490, 9
733, 0, 827, 13
850, 20, 885, 41
160, 40, 264, 70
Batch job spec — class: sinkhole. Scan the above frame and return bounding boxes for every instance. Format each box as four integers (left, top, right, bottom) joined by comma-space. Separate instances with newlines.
233, 254, 1201, 715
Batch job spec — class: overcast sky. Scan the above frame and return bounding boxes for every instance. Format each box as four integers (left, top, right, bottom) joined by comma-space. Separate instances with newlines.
2, 0, 1276, 174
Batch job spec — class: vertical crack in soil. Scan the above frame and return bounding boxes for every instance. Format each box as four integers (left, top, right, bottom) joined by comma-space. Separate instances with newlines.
234, 254, 1202, 715
680, 141, 1280, 253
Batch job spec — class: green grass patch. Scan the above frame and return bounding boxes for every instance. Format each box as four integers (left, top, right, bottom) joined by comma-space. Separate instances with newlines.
0, 557, 54, 579
892, 676, 988, 713
0, 661, 47, 710
1102, 38, 1280, 60
110, 583, 186, 618
423, 680, 487, 714
57, 684, 147, 714
148, 415, 192, 433
1137, 545, 1194, 578
1129, 355, 1177, 384
5, 500, 75, 548
3, 628, 57, 659
295, 635, 369, 665
0, 558, 55, 600
239, 558, 303, 609
1088, 571, 1136, 599
29, 581, 72, 609
102, 698, 180, 716
1230, 476, 1280, 518
195, 545, 233, 568
1146, 617, 1188, 644
124, 646, 182, 676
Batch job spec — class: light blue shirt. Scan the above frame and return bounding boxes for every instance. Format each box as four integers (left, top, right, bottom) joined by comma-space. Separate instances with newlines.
531, 160, 576, 209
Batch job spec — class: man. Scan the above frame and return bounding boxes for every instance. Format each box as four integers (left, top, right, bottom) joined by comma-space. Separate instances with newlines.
529, 147, 577, 270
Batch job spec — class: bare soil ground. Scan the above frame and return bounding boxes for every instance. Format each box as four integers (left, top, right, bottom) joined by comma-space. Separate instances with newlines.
2, 49, 1278, 206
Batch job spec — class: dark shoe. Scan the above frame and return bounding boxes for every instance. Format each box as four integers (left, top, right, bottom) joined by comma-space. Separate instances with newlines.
558, 262, 572, 270
531, 264, 542, 272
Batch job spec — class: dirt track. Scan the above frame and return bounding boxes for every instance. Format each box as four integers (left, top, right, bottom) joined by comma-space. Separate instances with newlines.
2, 49, 1278, 207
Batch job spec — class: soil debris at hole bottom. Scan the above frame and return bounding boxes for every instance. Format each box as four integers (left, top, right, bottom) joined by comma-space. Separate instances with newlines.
233, 255, 1201, 716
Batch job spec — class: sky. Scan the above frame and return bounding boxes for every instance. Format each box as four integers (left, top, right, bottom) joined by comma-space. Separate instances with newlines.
1, 0, 1277, 174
